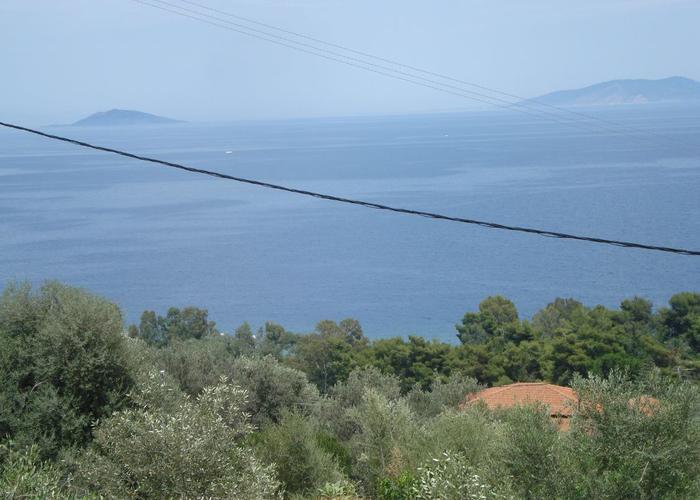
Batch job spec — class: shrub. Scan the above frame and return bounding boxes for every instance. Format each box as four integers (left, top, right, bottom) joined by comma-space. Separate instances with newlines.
495, 404, 562, 499
256, 411, 343, 496
229, 355, 321, 426
0, 445, 70, 499
155, 336, 237, 395
562, 370, 700, 499
347, 389, 422, 495
319, 367, 403, 440
419, 407, 500, 470
413, 451, 511, 499
376, 471, 416, 500
0, 282, 133, 458
407, 372, 480, 418
73, 373, 281, 499
316, 478, 359, 499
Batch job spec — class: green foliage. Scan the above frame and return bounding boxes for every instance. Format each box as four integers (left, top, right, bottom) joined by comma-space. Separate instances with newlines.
228, 355, 320, 426
257, 321, 298, 357
457, 296, 522, 345
293, 331, 358, 393
496, 405, 562, 499
152, 343, 320, 425
532, 298, 587, 338
331, 366, 402, 408
315, 431, 354, 476
73, 372, 281, 499
347, 389, 422, 494
319, 367, 403, 441
256, 411, 343, 496
562, 370, 700, 499
407, 371, 480, 418
543, 303, 673, 385
315, 478, 358, 500
2, 280, 700, 499
419, 407, 500, 466
131, 306, 218, 346
0, 282, 133, 458
413, 451, 511, 500
661, 292, 700, 352
368, 336, 454, 392
154, 335, 243, 395
0, 445, 71, 499
233, 321, 257, 354
376, 471, 416, 500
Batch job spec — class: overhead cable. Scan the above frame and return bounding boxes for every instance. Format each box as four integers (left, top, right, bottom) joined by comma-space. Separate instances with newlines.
1, 121, 697, 256
133, 0, 686, 148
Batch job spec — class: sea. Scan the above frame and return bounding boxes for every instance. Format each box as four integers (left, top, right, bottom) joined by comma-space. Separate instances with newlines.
1, 104, 699, 342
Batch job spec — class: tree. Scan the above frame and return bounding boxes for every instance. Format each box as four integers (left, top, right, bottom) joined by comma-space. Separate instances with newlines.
564, 371, 700, 499
0, 282, 134, 458
0, 445, 68, 499
131, 306, 218, 346
228, 356, 320, 425
340, 318, 368, 348
74, 373, 281, 499
413, 451, 508, 500
406, 371, 480, 418
457, 296, 530, 345
368, 337, 453, 392
293, 333, 358, 393
322, 366, 403, 440
660, 292, 700, 352
347, 389, 421, 495
255, 411, 343, 496
314, 318, 368, 348
256, 321, 297, 357
532, 298, 587, 339
135, 309, 162, 345
547, 322, 637, 386
233, 321, 256, 354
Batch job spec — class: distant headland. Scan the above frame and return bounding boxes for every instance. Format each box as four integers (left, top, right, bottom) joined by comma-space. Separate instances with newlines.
71, 109, 182, 126
531, 76, 700, 107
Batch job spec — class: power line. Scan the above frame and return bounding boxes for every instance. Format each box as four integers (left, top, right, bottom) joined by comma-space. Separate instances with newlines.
129, 1, 510, 111
132, 0, 633, 139
133, 0, 684, 149
174, 0, 654, 128
2, 121, 697, 257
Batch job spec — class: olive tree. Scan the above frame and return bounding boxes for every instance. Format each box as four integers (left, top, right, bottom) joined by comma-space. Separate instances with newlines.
0, 281, 134, 458
74, 372, 281, 499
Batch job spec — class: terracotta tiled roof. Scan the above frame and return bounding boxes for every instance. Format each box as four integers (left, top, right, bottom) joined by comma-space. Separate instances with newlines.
462, 382, 578, 417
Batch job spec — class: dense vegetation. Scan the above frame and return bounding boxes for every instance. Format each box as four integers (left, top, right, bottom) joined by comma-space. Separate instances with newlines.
1, 281, 699, 498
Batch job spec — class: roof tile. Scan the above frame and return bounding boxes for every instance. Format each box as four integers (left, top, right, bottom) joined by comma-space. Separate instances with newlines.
463, 382, 578, 416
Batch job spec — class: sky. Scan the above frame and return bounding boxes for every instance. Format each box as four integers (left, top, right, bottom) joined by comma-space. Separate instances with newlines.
2, 0, 700, 124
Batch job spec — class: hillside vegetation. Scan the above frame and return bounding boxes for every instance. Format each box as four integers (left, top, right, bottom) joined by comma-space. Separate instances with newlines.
1, 281, 699, 498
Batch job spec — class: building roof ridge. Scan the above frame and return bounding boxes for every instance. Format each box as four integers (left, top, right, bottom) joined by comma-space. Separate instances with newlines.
546, 384, 578, 400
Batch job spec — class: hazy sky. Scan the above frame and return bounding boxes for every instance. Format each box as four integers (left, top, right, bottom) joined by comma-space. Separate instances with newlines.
2, 0, 700, 124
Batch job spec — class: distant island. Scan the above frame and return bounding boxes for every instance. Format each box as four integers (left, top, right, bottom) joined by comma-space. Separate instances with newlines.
71, 109, 182, 126
531, 76, 700, 107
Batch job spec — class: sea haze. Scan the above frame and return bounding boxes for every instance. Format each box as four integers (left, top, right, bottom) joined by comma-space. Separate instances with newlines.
1, 104, 699, 341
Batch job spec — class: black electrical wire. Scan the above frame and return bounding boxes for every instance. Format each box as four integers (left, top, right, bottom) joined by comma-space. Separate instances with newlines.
1, 121, 697, 256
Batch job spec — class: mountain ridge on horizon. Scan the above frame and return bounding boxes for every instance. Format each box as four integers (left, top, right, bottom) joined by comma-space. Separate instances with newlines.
65, 77, 700, 126
70, 109, 182, 127
530, 76, 700, 107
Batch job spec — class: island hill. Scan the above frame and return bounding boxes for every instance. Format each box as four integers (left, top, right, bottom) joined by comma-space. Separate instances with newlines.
71, 109, 182, 126
531, 76, 700, 107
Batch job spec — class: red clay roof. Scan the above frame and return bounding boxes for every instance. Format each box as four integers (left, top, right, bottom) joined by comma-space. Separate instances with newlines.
463, 382, 578, 417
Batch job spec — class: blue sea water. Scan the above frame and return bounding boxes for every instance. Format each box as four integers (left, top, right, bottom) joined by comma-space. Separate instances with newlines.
1, 105, 699, 341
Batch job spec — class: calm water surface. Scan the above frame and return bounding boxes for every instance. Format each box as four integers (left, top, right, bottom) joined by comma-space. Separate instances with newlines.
1, 105, 699, 341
